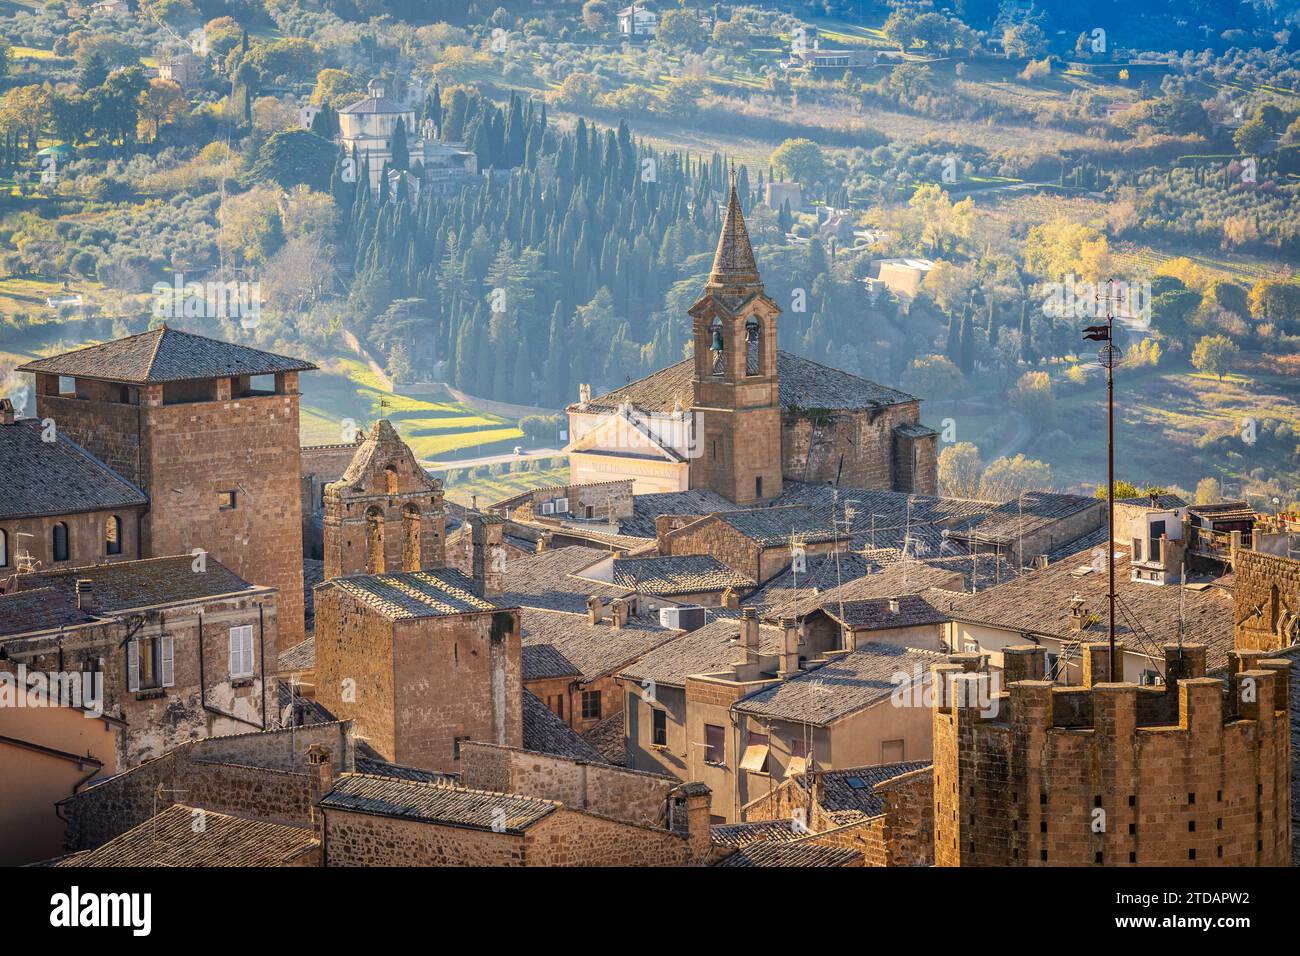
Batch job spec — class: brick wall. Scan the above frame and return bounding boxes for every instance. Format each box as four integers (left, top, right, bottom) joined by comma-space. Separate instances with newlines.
0, 505, 147, 571
932, 648, 1292, 866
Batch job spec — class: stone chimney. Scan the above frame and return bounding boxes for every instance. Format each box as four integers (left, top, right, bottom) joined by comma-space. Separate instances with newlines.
586, 595, 605, 624
304, 743, 333, 840
579, 383, 591, 405
610, 598, 629, 629
0, 398, 14, 426
535, 532, 552, 554
721, 587, 739, 610
670, 782, 713, 864
737, 607, 760, 666
469, 513, 505, 596
778, 616, 800, 678
74, 579, 95, 612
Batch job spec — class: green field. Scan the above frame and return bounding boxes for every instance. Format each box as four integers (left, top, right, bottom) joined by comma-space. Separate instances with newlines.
299, 356, 525, 463
437, 463, 571, 509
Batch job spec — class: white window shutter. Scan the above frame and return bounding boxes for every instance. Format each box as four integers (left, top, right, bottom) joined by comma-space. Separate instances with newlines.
126, 639, 140, 692
230, 625, 253, 678
160, 634, 175, 687
228, 628, 238, 677
242, 627, 253, 677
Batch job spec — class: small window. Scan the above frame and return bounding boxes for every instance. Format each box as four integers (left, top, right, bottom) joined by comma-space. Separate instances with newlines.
105, 515, 122, 556
755, 476, 762, 499
652, 708, 667, 747
127, 635, 174, 691
581, 689, 602, 720
228, 624, 254, 679
704, 724, 725, 765
219, 490, 237, 510
58, 376, 75, 396
52, 522, 69, 562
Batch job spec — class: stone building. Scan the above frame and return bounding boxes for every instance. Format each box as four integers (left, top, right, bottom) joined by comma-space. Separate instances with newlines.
930, 643, 1292, 866
16, 327, 316, 645
300, 434, 365, 561
0, 554, 280, 769
0, 397, 148, 577
316, 742, 713, 866
739, 761, 934, 867
620, 608, 940, 821
313, 563, 522, 773
566, 187, 937, 501
322, 419, 446, 580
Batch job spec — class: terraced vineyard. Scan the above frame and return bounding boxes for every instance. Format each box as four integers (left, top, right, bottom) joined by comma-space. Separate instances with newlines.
299, 357, 525, 464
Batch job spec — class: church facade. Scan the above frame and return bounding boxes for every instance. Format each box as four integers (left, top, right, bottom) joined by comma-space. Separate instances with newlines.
566, 186, 937, 503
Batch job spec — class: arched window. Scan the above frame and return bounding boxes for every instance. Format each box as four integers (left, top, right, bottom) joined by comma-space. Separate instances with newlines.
53, 522, 69, 562
709, 318, 725, 375
745, 316, 762, 375
402, 504, 422, 572
365, 506, 385, 574
105, 515, 122, 556
384, 465, 399, 496
0, 529, 7, 567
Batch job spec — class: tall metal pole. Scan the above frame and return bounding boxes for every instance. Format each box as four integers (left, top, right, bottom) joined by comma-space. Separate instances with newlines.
1107, 307, 1116, 681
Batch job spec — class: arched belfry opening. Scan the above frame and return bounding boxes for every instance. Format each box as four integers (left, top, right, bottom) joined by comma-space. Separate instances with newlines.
365, 506, 385, 574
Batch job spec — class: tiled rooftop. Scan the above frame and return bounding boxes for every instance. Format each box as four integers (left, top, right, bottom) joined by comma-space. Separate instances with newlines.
733, 643, 943, 725
0, 418, 148, 519
18, 555, 257, 613
319, 773, 558, 832
714, 839, 862, 867
937, 542, 1236, 667
497, 546, 631, 613
578, 351, 917, 416
0, 587, 96, 638
522, 689, 608, 763
610, 554, 754, 595
56, 804, 317, 867
521, 608, 679, 682
619, 616, 786, 688
320, 568, 508, 619
17, 326, 316, 384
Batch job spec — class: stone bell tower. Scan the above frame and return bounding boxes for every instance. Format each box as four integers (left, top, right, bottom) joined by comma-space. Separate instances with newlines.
687, 178, 783, 504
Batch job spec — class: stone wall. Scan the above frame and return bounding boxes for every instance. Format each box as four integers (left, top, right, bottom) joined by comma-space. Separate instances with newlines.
1232, 547, 1300, 652
782, 402, 925, 491
58, 721, 350, 851
323, 807, 526, 866
314, 586, 397, 762
522, 806, 696, 866
460, 742, 674, 827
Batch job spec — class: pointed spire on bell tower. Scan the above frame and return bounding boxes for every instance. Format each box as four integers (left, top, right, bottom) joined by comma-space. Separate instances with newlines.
706, 167, 762, 297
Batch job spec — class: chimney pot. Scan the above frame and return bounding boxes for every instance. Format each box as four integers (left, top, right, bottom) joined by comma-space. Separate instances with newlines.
75, 579, 94, 612
778, 615, 800, 678
587, 595, 605, 624
611, 598, 629, 629
0, 398, 14, 426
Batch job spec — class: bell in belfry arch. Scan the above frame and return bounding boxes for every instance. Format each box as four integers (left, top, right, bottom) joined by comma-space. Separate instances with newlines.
745, 317, 759, 343
710, 327, 724, 352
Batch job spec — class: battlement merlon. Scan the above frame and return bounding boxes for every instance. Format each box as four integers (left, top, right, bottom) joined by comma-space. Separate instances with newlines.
929, 644, 1291, 733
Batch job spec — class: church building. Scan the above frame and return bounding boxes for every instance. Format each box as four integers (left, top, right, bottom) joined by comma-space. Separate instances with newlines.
566, 186, 937, 504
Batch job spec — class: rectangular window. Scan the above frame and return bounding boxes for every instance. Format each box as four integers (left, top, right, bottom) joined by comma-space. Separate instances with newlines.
740, 732, 770, 774
652, 708, 667, 747
704, 724, 725, 765
229, 624, 254, 678
755, 476, 763, 499
581, 689, 602, 720
219, 490, 237, 510
58, 376, 75, 396
128, 635, 174, 691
